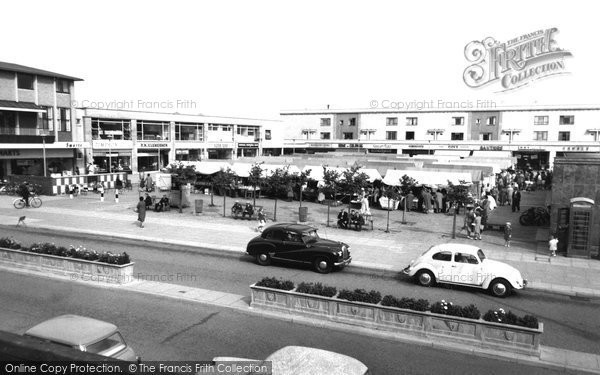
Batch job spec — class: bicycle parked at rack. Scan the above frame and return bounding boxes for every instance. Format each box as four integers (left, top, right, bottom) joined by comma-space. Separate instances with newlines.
13, 195, 43, 209
519, 206, 550, 226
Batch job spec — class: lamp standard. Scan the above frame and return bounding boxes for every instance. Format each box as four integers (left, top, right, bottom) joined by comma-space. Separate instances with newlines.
42, 135, 47, 177
107, 134, 113, 173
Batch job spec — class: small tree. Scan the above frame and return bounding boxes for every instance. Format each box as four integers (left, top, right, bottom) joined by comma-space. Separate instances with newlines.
398, 174, 418, 224
294, 169, 311, 208
321, 166, 341, 226
446, 180, 475, 239
211, 167, 237, 217
168, 162, 197, 213
339, 163, 370, 215
264, 165, 294, 221
380, 184, 401, 232
248, 162, 264, 207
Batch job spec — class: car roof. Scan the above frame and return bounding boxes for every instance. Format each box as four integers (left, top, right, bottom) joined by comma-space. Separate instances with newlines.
24, 315, 118, 346
266, 346, 369, 375
267, 223, 317, 233
429, 243, 481, 254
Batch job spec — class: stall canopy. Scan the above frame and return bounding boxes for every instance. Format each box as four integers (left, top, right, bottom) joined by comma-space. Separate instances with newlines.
358, 168, 382, 182
382, 169, 472, 187
230, 163, 253, 177
434, 150, 471, 158
184, 161, 231, 175
303, 165, 347, 181
261, 164, 301, 177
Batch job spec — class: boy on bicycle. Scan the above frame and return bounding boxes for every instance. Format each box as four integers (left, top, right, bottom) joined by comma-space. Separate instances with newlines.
18, 182, 31, 207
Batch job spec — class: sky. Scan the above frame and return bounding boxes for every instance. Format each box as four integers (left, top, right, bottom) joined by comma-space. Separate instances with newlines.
3, 0, 597, 119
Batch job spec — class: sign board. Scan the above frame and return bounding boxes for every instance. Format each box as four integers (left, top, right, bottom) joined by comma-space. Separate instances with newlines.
237, 143, 258, 148
137, 142, 170, 148
92, 140, 133, 149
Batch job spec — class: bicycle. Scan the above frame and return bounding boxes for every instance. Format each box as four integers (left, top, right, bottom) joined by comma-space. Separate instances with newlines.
13, 195, 43, 209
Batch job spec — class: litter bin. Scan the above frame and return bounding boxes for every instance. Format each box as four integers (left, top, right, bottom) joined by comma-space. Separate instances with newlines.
299, 206, 308, 222
195, 199, 203, 215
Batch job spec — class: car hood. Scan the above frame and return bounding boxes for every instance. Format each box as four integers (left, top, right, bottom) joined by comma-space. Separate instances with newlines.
311, 238, 346, 248
484, 259, 523, 279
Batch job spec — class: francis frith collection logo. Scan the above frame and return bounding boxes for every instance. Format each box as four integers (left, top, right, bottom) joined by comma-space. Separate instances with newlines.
463, 28, 572, 91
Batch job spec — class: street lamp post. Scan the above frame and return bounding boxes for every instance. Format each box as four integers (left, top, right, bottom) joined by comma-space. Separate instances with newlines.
107, 134, 113, 173
42, 135, 47, 177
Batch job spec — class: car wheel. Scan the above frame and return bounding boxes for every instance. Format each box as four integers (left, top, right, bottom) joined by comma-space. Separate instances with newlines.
415, 270, 436, 287
313, 257, 332, 274
255, 251, 271, 266
489, 279, 511, 298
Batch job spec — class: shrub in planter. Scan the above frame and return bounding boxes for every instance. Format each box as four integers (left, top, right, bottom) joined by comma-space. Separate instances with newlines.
483, 308, 539, 329
381, 296, 430, 312
338, 289, 382, 304
256, 277, 294, 290
431, 300, 480, 319
296, 282, 337, 297
0, 237, 21, 249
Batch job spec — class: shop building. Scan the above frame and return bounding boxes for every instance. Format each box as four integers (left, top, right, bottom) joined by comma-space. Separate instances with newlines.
280, 106, 600, 168
0, 61, 83, 179
78, 108, 281, 180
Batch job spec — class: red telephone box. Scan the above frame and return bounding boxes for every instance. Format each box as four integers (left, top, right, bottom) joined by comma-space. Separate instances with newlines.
567, 197, 594, 258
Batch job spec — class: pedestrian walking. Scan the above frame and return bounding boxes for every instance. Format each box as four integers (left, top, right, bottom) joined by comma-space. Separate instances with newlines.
549, 235, 558, 257
136, 196, 146, 228
504, 222, 512, 247
474, 212, 482, 240
512, 188, 521, 212
257, 208, 266, 232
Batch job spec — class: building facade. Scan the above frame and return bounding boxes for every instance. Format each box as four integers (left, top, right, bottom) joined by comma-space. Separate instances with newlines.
280, 106, 600, 168
0, 61, 83, 179
78, 108, 282, 179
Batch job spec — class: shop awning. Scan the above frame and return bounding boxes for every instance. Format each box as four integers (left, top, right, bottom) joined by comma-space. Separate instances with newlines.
382, 169, 472, 187
434, 150, 471, 158
0, 100, 47, 113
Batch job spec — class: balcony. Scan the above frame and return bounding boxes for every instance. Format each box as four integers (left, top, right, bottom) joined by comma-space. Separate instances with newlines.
0, 127, 54, 143
0, 127, 51, 136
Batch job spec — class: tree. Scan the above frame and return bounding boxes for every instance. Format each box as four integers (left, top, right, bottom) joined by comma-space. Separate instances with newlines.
248, 162, 264, 207
264, 165, 294, 221
167, 162, 197, 213
211, 167, 237, 217
339, 163, 370, 212
293, 169, 311, 208
398, 174, 418, 224
446, 180, 475, 239
321, 166, 342, 226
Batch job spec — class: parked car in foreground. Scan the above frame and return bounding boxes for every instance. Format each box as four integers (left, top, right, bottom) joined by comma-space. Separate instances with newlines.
403, 243, 527, 297
213, 345, 370, 375
246, 223, 351, 274
24, 315, 138, 361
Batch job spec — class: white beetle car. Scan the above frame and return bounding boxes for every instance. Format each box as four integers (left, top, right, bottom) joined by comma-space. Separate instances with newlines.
403, 244, 527, 298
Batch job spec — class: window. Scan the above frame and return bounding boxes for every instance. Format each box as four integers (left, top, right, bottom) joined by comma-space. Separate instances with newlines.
17, 73, 34, 90
558, 131, 570, 141
320, 118, 331, 126
320, 132, 330, 140
85, 332, 126, 356
265, 129, 272, 140
237, 125, 258, 137
92, 118, 131, 140
285, 231, 302, 242
534, 116, 548, 125
349, 118, 356, 126
208, 124, 232, 132
57, 108, 71, 132
406, 117, 418, 126
481, 133, 492, 140
454, 253, 479, 264
386, 117, 398, 126
432, 251, 452, 261
451, 133, 464, 140
136, 121, 170, 140
343, 132, 353, 139
175, 122, 203, 141
475, 118, 481, 125
486, 116, 497, 125
56, 79, 70, 93
534, 131, 548, 141
339, 120, 344, 126
452, 117, 464, 125
386, 131, 397, 140
405, 131, 415, 140
46, 107, 54, 131
559, 115, 574, 125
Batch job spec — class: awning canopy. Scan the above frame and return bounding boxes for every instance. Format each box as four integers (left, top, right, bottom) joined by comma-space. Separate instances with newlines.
184, 161, 231, 175
0, 100, 47, 113
434, 150, 471, 158
230, 163, 253, 177
303, 165, 347, 182
382, 169, 472, 187
358, 168, 382, 182
261, 164, 301, 177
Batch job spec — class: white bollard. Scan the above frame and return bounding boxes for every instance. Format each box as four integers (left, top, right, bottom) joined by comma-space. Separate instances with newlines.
115, 189, 119, 203
100, 192, 104, 202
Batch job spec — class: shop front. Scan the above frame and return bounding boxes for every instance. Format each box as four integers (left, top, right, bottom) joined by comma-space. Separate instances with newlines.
0, 148, 76, 178
236, 142, 259, 158
136, 141, 171, 172
513, 147, 549, 170
207, 142, 234, 160
90, 140, 133, 174
175, 148, 203, 161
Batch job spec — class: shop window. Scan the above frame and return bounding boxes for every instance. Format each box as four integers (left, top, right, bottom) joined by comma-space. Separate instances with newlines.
386, 131, 397, 140
17, 73, 34, 90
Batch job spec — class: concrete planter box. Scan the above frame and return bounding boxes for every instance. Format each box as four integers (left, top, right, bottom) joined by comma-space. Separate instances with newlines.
0, 247, 134, 284
250, 284, 543, 356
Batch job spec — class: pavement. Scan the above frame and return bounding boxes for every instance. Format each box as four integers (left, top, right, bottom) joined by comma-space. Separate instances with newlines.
1, 187, 600, 373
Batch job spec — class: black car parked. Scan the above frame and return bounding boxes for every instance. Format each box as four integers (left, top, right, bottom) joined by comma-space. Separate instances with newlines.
246, 223, 352, 274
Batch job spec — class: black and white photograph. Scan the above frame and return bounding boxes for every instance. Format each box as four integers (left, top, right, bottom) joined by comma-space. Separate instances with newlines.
0, 1, 599, 374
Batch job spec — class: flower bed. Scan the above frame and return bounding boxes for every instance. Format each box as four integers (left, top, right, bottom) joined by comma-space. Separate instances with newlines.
250, 278, 543, 356
0, 237, 134, 284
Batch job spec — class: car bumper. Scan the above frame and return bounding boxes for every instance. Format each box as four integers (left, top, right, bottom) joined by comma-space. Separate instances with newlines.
402, 266, 411, 275
334, 257, 352, 267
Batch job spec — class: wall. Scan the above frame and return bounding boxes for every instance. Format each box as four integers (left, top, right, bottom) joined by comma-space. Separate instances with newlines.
37, 76, 55, 106
0, 70, 16, 100
502, 110, 600, 143
469, 111, 501, 140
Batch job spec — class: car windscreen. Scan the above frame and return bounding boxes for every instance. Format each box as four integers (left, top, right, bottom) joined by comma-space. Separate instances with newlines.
85, 332, 126, 356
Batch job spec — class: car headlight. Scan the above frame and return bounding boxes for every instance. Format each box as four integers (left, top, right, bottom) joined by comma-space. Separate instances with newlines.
336, 250, 343, 257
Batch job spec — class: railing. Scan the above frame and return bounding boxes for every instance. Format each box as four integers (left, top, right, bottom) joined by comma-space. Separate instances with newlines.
0, 127, 51, 136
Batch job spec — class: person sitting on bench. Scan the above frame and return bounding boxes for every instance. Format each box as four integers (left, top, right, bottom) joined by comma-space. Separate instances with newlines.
154, 195, 169, 212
